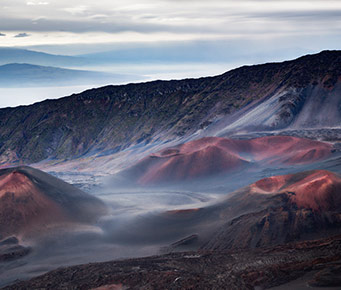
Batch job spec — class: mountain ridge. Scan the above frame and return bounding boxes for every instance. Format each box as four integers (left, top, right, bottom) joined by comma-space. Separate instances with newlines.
0, 63, 127, 87
0, 47, 85, 67
0, 50, 340, 168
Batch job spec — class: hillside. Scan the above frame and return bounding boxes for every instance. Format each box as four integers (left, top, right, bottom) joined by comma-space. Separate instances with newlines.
0, 47, 85, 67
202, 170, 341, 250
98, 170, 341, 253
123, 136, 332, 185
0, 63, 125, 87
0, 50, 340, 167
0, 166, 107, 239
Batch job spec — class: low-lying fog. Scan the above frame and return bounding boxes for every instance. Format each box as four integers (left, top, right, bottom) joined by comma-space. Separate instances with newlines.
1, 149, 340, 287
0, 183, 220, 287
0, 85, 107, 108
0, 62, 232, 109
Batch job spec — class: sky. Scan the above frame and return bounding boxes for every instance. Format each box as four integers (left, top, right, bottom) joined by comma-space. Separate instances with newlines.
0, 0, 340, 107
0, 0, 340, 50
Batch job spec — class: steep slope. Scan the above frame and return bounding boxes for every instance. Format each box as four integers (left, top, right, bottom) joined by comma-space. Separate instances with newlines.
123, 136, 332, 185
0, 166, 107, 239
202, 170, 341, 250
0, 51, 340, 167
211, 84, 341, 136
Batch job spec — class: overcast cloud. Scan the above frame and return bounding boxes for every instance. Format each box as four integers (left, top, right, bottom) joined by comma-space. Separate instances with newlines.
0, 0, 340, 49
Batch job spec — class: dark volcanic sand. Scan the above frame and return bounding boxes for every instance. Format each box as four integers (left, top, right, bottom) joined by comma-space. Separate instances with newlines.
4, 235, 341, 290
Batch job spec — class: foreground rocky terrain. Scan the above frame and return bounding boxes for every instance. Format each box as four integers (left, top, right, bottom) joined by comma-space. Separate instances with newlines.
4, 235, 341, 289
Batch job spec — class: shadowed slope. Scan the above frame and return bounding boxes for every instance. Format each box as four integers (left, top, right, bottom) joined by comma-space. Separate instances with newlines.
203, 170, 341, 250
0, 166, 107, 239
124, 136, 332, 185
110, 170, 341, 252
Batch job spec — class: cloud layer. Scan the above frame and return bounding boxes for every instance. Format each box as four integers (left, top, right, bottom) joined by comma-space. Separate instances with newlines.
0, 0, 340, 49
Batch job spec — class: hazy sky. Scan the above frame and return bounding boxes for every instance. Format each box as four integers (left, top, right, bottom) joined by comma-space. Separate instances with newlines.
0, 0, 340, 107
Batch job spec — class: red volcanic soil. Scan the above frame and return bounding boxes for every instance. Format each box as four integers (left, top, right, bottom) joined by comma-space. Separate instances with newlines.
150, 169, 341, 251
140, 144, 247, 184
253, 175, 290, 193
203, 169, 341, 250
165, 208, 200, 216
0, 171, 66, 238
0, 166, 106, 239
252, 170, 341, 211
132, 136, 332, 185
